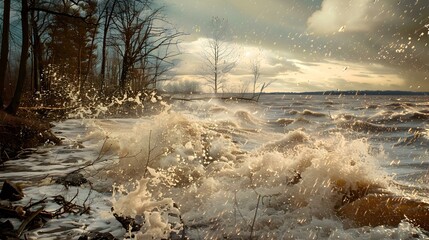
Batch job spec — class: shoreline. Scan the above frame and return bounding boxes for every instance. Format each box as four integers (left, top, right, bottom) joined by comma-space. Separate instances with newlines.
0, 110, 61, 161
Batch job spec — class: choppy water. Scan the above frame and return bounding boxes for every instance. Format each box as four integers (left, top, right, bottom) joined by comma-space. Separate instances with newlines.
1, 94, 429, 239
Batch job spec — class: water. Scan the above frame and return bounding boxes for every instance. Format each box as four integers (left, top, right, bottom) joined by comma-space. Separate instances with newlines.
1, 94, 429, 239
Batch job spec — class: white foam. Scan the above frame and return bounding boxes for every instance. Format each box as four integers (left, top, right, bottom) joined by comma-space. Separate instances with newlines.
4, 98, 428, 239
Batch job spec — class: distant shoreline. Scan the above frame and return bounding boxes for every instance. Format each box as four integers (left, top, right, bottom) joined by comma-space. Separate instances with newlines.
266, 90, 429, 96
165, 91, 429, 99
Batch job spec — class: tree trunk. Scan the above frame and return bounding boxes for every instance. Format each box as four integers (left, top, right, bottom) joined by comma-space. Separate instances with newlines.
6, 0, 30, 115
84, 25, 97, 92
0, 0, 11, 109
78, 46, 83, 94
30, 8, 42, 93
120, 58, 130, 93
100, 0, 116, 94
214, 44, 219, 94
100, 25, 108, 92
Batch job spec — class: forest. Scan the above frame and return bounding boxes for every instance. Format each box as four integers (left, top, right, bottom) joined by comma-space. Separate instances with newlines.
0, 0, 184, 159
0, 0, 182, 112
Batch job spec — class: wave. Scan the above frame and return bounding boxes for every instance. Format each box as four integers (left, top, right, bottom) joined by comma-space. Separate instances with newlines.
275, 118, 294, 126
301, 109, 327, 117
355, 104, 380, 110
294, 117, 311, 124
234, 110, 260, 125
286, 109, 327, 118
338, 120, 408, 133
390, 111, 429, 121
103, 123, 429, 238
366, 104, 380, 109
322, 101, 336, 105
261, 130, 310, 152
368, 110, 429, 124
394, 131, 429, 146
288, 110, 299, 115
385, 102, 416, 110
47, 98, 429, 238
209, 105, 230, 114
335, 113, 359, 121
8, 95, 429, 239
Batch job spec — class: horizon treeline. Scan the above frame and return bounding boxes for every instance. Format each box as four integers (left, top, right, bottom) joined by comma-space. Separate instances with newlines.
0, 0, 182, 113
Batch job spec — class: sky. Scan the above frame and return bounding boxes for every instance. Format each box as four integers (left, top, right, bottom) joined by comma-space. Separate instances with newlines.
160, 0, 429, 93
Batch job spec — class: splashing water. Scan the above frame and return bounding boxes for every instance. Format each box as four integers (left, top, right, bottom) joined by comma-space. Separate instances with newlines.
2, 94, 429, 239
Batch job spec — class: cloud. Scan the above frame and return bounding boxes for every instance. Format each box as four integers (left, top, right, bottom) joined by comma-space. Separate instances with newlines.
307, 0, 391, 34
160, 0, 429, 92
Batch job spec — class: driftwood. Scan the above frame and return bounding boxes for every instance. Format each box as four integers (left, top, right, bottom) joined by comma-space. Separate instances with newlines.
0, 182, 95, 239
170, 96, 257, 102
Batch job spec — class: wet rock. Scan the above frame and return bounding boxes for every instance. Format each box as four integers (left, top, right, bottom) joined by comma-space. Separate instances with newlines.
0, 220, 14, 231
337, 195, 429, 231
113, 213, 143, 232
168, 230, 189, 240
0, 220, 18, 240
78, 232, 118, 240
287, 171, 301, 185
0, 204, 20, 218
0, 180, 24, 201
55, 173, 87, 187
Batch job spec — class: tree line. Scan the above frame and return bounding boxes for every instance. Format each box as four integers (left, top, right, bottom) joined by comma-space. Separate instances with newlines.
0, 0, 182, 115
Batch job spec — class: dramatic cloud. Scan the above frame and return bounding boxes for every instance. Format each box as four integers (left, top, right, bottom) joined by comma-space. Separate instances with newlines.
161, 0, 429, 92
307, 0, 392, 34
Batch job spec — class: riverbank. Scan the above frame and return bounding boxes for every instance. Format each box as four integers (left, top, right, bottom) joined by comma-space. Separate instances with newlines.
0, 110, 61, 162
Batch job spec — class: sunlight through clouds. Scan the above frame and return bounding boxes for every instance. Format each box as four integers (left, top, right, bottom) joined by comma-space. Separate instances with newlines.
161, 0, 429, 92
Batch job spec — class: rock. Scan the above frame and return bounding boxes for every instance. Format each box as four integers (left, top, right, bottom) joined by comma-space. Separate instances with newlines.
0, 220, 14, 231
0, 220, 18, 240
0, 180, 24, 201
169, 230, 189, 240
113, 213, 143, 232
337, 195, 429, 231
0, 204, 20, 218
55, 173, 87, 187
78, 232, 118, 240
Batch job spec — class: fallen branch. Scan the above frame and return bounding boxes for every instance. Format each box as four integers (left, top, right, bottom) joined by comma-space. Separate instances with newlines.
24, 197, 48, 211
233, 191, 249, 227
52, 189, 89, 217
249, 195, 261, 240
17, 207, 44, 238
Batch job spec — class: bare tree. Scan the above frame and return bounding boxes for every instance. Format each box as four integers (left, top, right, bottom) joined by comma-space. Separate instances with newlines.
5, 0, 30, 114
27, 0, 99, 98
111, 0, 182, 93
250, 58, 261, 96
201, 16, 237, 94
29, 0, 53, 94
0, 0, 11, 109
99, 0, 116, 93
249, 55, 273, 101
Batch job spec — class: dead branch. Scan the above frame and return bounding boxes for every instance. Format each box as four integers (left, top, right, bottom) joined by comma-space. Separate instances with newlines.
17, 207, 44, 238
24, 197, 48, 211
233, 191, 249, 228
249, 195, 261, 240
52, 189, 87, 217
